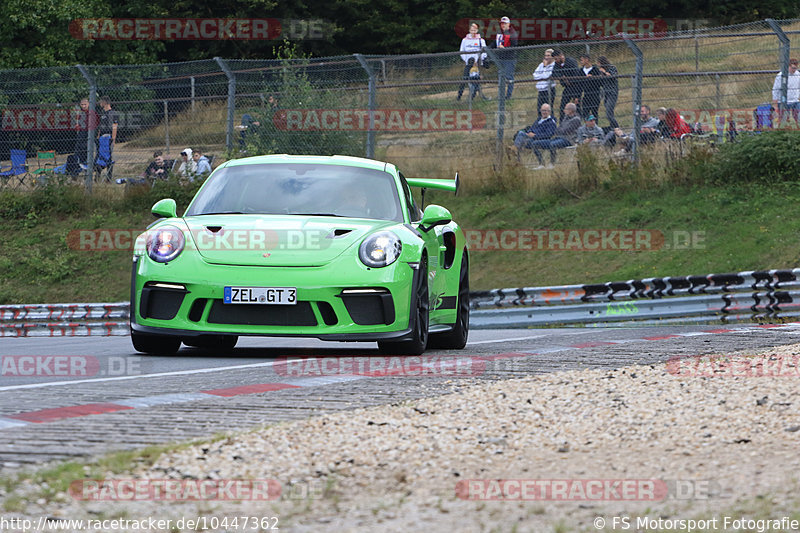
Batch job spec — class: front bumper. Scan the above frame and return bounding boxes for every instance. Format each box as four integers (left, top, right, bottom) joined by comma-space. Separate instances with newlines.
130, 253, 418, 341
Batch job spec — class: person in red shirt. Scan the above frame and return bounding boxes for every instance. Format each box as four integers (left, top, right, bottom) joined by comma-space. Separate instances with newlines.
665, 108, 692, 138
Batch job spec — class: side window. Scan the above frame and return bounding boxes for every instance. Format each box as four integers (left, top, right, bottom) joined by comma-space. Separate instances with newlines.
398, 173, 421, 222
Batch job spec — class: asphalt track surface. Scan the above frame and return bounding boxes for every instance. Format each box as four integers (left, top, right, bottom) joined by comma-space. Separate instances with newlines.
1, 324, 799, 468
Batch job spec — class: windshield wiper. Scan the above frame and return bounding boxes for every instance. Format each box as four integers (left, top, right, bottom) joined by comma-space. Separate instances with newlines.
196, 211, 244, 215
291, 212, 345, 217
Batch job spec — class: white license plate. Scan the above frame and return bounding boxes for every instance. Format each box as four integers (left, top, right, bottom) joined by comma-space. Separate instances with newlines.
224, 286, 297, 305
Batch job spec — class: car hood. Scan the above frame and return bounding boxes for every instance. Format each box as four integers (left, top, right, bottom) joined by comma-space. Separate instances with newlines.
182, 215, 398, 267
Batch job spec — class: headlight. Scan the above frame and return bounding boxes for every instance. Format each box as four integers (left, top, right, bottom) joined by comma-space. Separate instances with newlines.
359, 231, 402, 268
146, 225, 185, 263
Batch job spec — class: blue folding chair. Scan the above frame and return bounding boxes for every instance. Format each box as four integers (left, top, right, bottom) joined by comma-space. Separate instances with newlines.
754, 103, 773, 131
94, 136, 115, 182
0, 149, 29, 187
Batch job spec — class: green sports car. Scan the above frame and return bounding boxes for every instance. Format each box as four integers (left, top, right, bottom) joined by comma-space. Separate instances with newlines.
130, 154, 469, 355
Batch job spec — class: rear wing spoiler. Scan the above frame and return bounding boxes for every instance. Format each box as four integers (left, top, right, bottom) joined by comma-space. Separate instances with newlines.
406, 173, 460, 195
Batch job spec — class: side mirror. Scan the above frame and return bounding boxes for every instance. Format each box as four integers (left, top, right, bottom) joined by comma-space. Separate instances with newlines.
152, 198, 177, 218
419, 204, 452, 232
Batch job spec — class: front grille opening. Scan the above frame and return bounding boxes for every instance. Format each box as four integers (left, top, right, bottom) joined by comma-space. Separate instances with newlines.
207, 300, 317, 326
188, 299, 207, 322
140, 286, 186, 320
340, 289, 395, 325
317, 301, 338, 325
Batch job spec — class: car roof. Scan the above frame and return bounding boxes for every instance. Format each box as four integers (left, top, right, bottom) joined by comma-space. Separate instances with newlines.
222, 154, 392, 173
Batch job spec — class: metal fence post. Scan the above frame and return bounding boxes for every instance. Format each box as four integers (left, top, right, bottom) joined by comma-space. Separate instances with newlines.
766, 19, 790, 126
483, 47, 504, 170
214, 57, 236, 152
163, 101, 170, 154
623, 36, 643, 165
354, 54, 376, 159
76, 65, 95, 193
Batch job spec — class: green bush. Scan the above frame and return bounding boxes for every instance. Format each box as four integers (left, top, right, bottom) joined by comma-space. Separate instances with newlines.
706, 130, 800, 183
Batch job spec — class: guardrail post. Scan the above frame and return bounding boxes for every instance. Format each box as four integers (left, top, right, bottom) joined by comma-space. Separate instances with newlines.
766, 19, 790, 127
354, 54, 377, 159
214, 57, 236, 151
76, 65, 96, 194
623, 36, 643, 165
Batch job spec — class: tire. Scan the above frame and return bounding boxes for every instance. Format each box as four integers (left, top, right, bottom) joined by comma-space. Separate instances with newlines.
183, 335, 238, 351
429, 253, 469, 350
378, 257, 429, 355
131, 331, 181, 355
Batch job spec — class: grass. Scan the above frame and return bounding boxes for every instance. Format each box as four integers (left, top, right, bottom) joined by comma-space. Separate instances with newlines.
1, 160, 799, 304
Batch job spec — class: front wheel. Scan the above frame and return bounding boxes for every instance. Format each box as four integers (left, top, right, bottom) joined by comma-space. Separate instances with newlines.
429, 253, 469, 349
378, 259, 429, 355
131, 331, 181, 355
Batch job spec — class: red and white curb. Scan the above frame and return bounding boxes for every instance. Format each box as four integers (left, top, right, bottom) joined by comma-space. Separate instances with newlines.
0, 322, 797, 430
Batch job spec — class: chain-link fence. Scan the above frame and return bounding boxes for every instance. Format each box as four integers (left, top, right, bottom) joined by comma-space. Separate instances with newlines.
1, 19, 799, 191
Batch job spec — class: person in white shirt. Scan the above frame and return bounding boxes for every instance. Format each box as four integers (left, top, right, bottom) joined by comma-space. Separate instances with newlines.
772, 58, 800, 124
457, 23, 487, 101
533, 48, 556, 119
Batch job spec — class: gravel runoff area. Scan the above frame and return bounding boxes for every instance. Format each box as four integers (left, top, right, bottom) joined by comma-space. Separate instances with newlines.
10, 344, 800, 533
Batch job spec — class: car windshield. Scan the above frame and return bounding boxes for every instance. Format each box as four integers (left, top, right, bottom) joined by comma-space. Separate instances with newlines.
185, 163, 404, 222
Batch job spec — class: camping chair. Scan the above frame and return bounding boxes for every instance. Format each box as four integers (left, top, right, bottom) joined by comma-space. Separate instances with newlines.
31, 151, 57, 185
754, 103, 773, 131
94, 136, 115, 182
0, 149, 29, 188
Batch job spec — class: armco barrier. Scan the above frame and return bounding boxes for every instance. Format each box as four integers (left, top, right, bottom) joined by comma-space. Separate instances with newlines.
470, 269, 800, 328
0, 303, 129, 337
2, 269, 798, 336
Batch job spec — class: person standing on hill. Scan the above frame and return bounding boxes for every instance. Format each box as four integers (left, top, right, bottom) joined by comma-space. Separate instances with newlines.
578, 54, 602, 121
457, 23, 487, 101
597, 56, 619, 128
552, 49, 581, 122
492, 16, 519, 100
533, 49, 556, 118
772, 58, 800, 124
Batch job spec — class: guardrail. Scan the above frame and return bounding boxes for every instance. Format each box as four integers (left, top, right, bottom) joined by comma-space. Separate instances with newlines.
470, 269, 800, 328
0, 303, 129, 337
2, 269, 798, 336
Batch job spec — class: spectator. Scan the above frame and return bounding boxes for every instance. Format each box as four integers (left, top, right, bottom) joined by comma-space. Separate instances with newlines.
73, 98, 91, 169
492, 16, 518, 100
530, 102, 582, 168
597, 56, 619, 128
604, 104, 662, 153
664, 108, 692, 138
771, 58, 800, 123
508, 103, 557, 160
457, 23, 487, 101
237, 114, 261, 152
192, 148, 212, 180
177, 148, 197, 178
578, 54, 602, 121
654, 107, 671, 137
116, 150, 169, 185
533, 49, 556, 118
576, 114, 604, 145
143, 150, 169, 180
267, 93, 279, 110
552, 49, 581, 122
97, 96, 119, 147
